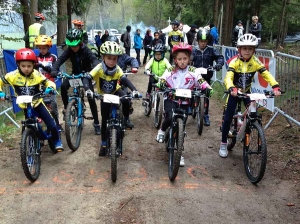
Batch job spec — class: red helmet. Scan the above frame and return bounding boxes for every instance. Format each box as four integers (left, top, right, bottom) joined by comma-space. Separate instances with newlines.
172, 42, 192, 54
35, 13, 45, 20
15, 48, 37, 63
72, 19, 84, 26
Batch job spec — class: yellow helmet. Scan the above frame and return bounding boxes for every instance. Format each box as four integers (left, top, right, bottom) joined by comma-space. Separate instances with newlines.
35, 35, 52, 47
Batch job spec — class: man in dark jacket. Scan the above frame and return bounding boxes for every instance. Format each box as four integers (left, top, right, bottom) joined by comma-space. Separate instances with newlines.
124, 25, 132, 56
249, 16, 262, 46
186, 24, 197, 45
159, 30, 166, 45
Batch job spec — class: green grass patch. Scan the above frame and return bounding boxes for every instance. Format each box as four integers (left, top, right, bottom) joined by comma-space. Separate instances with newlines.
0, 112, 23, 148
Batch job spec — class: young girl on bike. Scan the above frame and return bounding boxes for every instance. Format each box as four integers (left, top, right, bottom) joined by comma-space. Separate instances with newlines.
156, 43, 213, 166
51, 28, 101, 135
0, 48, 63, 151
144, 43, 172, 99
220, 34, 281, 158
82, 41, 140, 156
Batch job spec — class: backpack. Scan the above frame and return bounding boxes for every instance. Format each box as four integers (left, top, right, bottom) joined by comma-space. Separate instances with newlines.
120, 33, 125, 42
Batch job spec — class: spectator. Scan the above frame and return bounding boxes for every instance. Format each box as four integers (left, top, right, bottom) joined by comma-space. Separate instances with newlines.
101, 30, 109, 44
151, 31, 163, 47
123, 25, 132, 56
249, 16, 262, 46
143, 29, 153, 66
23, 13, 46, 49
72, 20, 88, 45
232, 20, 244, 47
179, 22, 188, 44
186, 24, 197, 45
133, 29, 143, 67
159, 30, 166, 45
94, 31, 102, 53
209, 23, 219, 45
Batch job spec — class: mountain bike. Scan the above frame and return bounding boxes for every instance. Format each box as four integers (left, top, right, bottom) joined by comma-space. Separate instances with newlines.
191, 88, 206, 135
226, 90, 282, 184
142, 73, 163, 129
94, 92, 141, 182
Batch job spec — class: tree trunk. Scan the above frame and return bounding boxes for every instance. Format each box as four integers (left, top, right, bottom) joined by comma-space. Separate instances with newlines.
57, 0, 68, 46
120, 0, 125, 28
30, 0, 38, 23
223, 0, 235, 46
20, 0, 31, 48
276, 0, 288, 48
213, 0, 219, 26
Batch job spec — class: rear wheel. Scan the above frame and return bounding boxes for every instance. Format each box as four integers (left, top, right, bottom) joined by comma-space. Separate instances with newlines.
154, 92, 162, 129
196, 96, 204, 135
20, 128, 41, 182
110, 128, 118, 182
243, 121, 267, 184
65, 99, 82, 151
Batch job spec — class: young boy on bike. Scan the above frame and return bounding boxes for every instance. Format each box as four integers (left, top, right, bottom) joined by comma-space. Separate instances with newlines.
156, 43, 213, 166
220, 34, 281, 158
168, 20, 184, 64
82, 41, 140, 156
144, 43, 172, 99
0, 48, 63, 151
51, 28, 101, 135
191, 28, 224, 126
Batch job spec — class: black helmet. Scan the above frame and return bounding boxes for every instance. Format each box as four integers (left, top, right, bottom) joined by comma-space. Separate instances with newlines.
171, 20, 180, 26
153, 43, 166, 52
196, 28, 211, 41
106, 35, 119, 44
65, 28, 83, 46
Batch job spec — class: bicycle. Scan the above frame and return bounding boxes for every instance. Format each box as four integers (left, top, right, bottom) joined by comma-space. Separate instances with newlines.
225, 90, 282, 184
161, 87, 191, 181
12, 92, 62, 182
191, 88, 206, 135
142, 73, 163, 129
122, 69, 136, 115
59, 72, 92, 151
94, 92, 141, 182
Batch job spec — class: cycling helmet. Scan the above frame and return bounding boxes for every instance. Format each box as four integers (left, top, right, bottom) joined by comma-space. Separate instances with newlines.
15, 48, 37, 63
100, 41, 122, 56
237, 34, 258, 47
153, 43, 166, 52
106, 35, 120, 44
35, 35, 52, 47
34, 13, 45, 20
72, 19, 84, 26
172, 42, 192, 54
65, 28, 83, 46
171, 20, 180, 27
196, 28, 211, 41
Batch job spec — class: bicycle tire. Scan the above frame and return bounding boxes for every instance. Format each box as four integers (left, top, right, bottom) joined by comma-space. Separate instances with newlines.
48, 111, 60, 153
144, 95, 152, 117
196, 96, 205, 135
20, 128, 41, 182
65, 99, 82, 151
154, 93, 162, 129
227, 118, 237, 151
243, 121, 267, 184
90, 47, 100, 60
110, 128, 118, 182
191, 98, 197, 119
168, 118, 184, 181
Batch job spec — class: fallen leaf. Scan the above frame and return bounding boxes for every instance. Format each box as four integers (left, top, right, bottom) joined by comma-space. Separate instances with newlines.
286, 203, 295, 206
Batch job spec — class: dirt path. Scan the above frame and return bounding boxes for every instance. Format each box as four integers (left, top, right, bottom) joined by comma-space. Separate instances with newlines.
0, 62, 299, 223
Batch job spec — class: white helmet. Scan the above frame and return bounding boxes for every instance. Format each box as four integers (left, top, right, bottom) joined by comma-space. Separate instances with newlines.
237, 34, 258, 47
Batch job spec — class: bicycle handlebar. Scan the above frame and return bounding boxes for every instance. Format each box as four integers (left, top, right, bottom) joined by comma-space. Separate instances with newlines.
58, 72, 87, 79
93, 92, 142, 101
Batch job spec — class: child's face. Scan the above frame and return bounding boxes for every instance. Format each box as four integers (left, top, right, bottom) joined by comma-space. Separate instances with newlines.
172, 25, 178, 31
154, 52, 162, 60
18, 61, 34, 75
37, 46, 49, 55
175, 52, 190, 69
198, 40, 208, 50
103, 55, 118, 68
240, 46, 255, 60
154, 33, 159, 39
70, 45, 80, 52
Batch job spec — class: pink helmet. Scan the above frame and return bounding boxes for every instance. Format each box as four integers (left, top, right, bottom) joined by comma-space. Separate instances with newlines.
172, 42, 192, 54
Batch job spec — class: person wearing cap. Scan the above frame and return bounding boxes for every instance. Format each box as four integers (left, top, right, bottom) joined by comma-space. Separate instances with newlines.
72, 19, 88, 45
23, 12, 46, 49
232, 20, 244, 47
186, 24, 198, 45
123, 25, 132, 56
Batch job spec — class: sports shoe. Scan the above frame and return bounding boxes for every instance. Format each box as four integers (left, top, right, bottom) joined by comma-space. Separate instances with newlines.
180, 156, 185, 167
99, 141, 106, 157
204, 114, 210, 126
219, 142, 228, 158
93, 123, 101, 135
156, 129, 165, 143
54, 140, 64, 152
124, 118, 134, 128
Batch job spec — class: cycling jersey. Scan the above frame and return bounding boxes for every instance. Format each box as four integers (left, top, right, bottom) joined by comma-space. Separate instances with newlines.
145, 58, 172, 78
36, 52, 57, 82
225, 55, 279, 92
168, 30, 184, 47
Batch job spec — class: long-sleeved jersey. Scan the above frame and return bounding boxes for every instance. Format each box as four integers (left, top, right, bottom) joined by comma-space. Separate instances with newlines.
145, 58, 172, 78
36, 52, 57, 82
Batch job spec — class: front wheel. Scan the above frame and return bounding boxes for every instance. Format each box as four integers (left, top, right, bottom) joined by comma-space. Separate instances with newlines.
168, 118, 184, 181
143, 95, 152, 117
20, 128, 41, 182
110, 128, 118, 182
154, 92, 162, 129
243, 121, 267, 184
196, 96, 204, 135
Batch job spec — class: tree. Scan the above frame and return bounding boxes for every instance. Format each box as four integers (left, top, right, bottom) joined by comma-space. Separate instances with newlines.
57, 0, 68, 46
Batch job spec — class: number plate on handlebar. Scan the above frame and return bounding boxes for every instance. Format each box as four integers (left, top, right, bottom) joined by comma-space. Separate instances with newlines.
248, 93, 267, 100
16, 95, 33, 104
69, 79, 83, 87
175, 89, 192, 98
103, 94, 120, 105
196, 67, 207, 75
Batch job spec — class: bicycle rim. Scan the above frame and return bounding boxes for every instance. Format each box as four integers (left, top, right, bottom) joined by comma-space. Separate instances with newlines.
20, 128, 41, 182
168, 118, 184, 181
65, 99, 82, 151
154, 93, 162, 129
196, 96, 204, 135
243, 121, 267, 184
110, 128, 118, 182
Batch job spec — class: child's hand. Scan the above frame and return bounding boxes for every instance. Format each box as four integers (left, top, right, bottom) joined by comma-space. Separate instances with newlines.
273, 87, 281, 96
229, 87, 238, 97
44, 87, 55, 95
0, 91, 5, 100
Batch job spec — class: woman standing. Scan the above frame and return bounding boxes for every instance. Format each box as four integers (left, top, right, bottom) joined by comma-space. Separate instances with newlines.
143, 29, 153, 66
134, 29, 143, 67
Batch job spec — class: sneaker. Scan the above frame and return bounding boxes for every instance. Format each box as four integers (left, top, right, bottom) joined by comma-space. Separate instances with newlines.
54, 140, 64, 152
124, 118, 134, 128
99, 142, 106, 157
93, 123, 101, 135
219, 142, 228, 158
188, 106, 192, 115
204, 114, 210, 126
156, 129, 165, 143
180, 156, 185, 167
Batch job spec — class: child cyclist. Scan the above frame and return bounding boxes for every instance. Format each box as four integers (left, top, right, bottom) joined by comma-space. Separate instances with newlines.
82, 41, 141, 156
220, 34, 281, 158
0, 48, 63, 151
51, 28, 101, 135
168, 20, 184, 64
144, 43, 172, 99
191, 28, 224, 126
35, 35, 61, 129
156, 43, 213, 166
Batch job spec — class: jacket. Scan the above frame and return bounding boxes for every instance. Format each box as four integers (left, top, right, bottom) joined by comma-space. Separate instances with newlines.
118, 54, 139, 71
249, 23, 262, 38
168, 30, 184, 47
95, 35, 102, 47
36, 52, 57, 82
210, 27, 219, 44
186, 29, 197, 45
23, 23, 46, 48
145, 58, 172, 78
134, 33, 142, 49
143, 34, 153, 47
123, 31, 131, 48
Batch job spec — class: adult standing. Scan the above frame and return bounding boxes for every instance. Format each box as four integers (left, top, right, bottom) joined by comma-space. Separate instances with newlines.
23, 13, 46, 49
101, 30, 109, 44
209, 23, 219, 45
123, 25, 132, 56
231, 20, 244, 47
249, 16, 262, 46
143, 29, 153, 65
186, 24, 197, 45
159, 30, 166, 45
94, 31, 102, 53
133, 29, 143, 66
151, 32, 163, 47
72, 20, 88, 45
